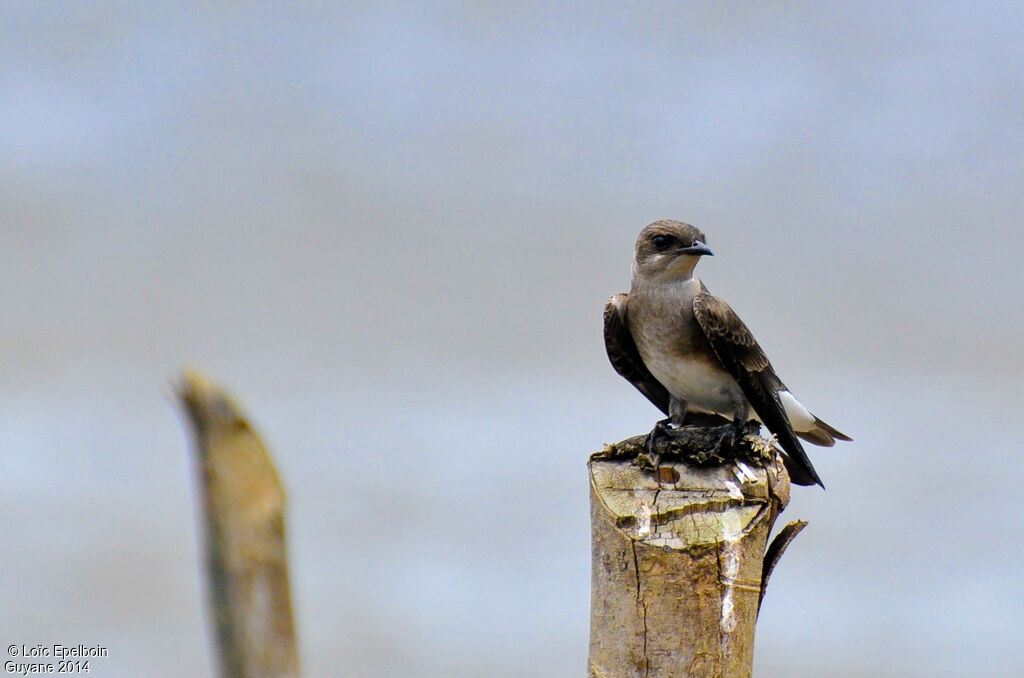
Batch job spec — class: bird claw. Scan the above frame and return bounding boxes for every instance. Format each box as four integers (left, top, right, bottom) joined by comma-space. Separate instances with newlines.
713, 427, 736, 454
712, 421, 750, 456
639, 418, 677, 470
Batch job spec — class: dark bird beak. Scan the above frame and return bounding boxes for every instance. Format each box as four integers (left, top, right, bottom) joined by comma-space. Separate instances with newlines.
679, 241, 713, 257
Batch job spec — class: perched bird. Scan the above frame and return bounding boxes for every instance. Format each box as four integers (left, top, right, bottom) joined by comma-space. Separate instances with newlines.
604, 220, 851, 487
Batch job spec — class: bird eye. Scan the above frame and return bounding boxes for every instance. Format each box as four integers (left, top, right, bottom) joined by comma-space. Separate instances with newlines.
651, 234, 673, 251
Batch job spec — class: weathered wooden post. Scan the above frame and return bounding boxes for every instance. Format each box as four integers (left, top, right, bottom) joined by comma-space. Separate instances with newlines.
588, 429, 804, 678
178, 369, 300, 678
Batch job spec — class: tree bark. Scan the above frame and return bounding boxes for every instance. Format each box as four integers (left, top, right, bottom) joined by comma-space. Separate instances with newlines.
588, 431, 796, 678
178, 369, 300, 678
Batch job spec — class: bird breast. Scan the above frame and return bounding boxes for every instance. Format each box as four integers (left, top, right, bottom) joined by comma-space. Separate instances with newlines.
627, 279, 747, 417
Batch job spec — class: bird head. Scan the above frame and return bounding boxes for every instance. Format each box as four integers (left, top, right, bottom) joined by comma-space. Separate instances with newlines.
632, 220, 713, 283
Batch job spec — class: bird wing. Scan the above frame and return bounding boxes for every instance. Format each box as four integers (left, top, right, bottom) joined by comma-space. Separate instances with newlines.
692, 292, 823, 487
603, 293, 671, 415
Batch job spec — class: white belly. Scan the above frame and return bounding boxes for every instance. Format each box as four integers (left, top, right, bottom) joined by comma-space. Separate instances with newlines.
645, 352, 817, 432
644, 352, 746, 418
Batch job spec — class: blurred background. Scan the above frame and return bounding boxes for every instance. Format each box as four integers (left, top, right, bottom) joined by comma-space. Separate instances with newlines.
2, 2, 1022, 676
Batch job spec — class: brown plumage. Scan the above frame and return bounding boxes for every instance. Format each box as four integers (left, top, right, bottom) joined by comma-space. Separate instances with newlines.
604, 220, 851, 487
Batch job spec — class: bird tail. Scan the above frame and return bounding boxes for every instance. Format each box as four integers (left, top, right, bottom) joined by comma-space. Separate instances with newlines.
796, 416, 853, 447
779, 446, 825, 488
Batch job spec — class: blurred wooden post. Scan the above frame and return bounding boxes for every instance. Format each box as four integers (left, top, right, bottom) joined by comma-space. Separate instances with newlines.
588, 431, 802, 678
178, 369, 300, 678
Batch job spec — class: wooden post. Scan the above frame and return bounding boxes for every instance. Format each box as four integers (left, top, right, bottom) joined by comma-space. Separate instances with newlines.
177, 369, 300, 678
588, 431, 801, 678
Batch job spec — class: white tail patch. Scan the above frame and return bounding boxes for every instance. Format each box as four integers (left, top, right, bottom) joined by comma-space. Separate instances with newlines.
779, 390, 815, 432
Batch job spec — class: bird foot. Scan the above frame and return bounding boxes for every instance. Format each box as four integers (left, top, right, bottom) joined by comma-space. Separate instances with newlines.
634, 419, 763, 472
712, 426, 737, 455
638, 418, 681, 470
711, 420, 757, 457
